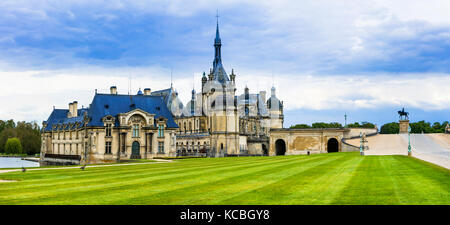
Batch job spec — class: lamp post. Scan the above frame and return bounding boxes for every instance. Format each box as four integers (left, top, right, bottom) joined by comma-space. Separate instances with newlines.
408, 125, 412, 156
359, 132, 364, 156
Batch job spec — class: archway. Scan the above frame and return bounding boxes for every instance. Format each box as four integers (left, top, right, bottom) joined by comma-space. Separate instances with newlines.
275, 139, 286, 155
131, 141, 140, 158
327, 138, 339, 153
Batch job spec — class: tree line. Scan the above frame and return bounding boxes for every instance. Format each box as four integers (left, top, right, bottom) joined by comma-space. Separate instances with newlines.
290, 120, 448, 134
0, 119, 41, 155
290, 122, 376, 129
380, 121, 449, 134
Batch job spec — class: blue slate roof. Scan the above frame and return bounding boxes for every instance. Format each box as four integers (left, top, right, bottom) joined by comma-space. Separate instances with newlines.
212, 19, 230, 84
43, 108, 88, 131
44, 93, 178, 132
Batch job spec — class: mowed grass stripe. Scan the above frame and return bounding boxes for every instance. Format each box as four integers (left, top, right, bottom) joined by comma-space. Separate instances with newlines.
333, 156, 402, 204
0, 156, 270, 183
38, 156, 312, 205
0, 157, 291, 203
0, 157, 275, 192
386, 156, 449, 204
334, 155, 450, 205
0, 157, 303, 204
218, 154, 357, 204
0, 153, 448, 205
107, 155, 333, 204
197, 154, 350, 205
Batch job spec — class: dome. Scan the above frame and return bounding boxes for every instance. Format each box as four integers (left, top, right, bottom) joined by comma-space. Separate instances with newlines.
267, 96, 282, 110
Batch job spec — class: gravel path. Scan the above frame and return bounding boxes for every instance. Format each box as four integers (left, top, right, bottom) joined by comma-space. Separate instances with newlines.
348, 134, 450, 169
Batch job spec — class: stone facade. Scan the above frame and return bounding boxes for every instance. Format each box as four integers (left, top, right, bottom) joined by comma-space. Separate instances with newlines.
161, 20, 284, 157
269, 128, 354, 156
41, 93, 178, 165
41, 19, 372, 164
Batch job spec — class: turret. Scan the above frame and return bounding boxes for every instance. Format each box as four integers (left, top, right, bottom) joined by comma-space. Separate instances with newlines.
202, 71, 207, 86
230, 69, 236, 82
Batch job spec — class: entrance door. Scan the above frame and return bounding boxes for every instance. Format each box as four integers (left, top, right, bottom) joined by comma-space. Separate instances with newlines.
131, 141, 141, 159
275, 139, 286, 155
327, 138, 339, 153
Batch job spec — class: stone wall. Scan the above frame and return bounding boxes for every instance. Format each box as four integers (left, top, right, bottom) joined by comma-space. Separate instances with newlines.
269, 128, 352, 156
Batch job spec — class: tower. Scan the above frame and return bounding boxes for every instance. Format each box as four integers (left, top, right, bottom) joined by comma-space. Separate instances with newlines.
267, 86, 284, 129
203, 13, 239, 156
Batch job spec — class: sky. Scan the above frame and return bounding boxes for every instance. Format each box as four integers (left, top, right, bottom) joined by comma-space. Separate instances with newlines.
0, 0, 449, 128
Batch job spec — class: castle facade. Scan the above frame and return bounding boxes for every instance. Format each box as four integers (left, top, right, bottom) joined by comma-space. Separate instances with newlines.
40, 20, 283, 164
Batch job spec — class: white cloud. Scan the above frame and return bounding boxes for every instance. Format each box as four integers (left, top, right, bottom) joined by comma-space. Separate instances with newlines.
0, 0, 449, 124
0, 67, 449, 124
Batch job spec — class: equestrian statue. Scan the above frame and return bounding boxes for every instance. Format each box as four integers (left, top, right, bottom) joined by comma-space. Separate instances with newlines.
398, 107, 409, 120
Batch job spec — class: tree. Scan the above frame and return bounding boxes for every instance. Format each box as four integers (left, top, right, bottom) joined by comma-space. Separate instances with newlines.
0, 120, 41, 155
410, 120, 433, 133
290, 124, 311, 129
380, 122, 399, 134
311, 122, 343, 128
5, 137, 22, 155
347, 122, 376, 128
0, 128, 17, 153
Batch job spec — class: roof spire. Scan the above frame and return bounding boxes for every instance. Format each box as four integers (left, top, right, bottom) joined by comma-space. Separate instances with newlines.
211, 9, 229, 84
215, 9, 220, 42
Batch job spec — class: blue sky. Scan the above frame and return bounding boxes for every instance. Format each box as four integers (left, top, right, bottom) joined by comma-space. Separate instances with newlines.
0, 0, 449, 127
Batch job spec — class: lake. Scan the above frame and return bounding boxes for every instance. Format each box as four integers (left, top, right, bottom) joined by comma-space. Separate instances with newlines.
0, 157, 40, 168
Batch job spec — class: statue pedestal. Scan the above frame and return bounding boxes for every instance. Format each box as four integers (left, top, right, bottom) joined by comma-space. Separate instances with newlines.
399, 120, 409, 134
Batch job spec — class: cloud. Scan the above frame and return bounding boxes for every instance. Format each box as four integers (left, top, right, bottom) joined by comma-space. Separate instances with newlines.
1, 0, 450, 74
235, 72, 450, 111
0, 1, 449, 124
0, 67, 448, 124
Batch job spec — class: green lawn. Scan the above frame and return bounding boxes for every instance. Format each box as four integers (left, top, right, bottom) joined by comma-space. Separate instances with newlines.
0, 152, 448, 205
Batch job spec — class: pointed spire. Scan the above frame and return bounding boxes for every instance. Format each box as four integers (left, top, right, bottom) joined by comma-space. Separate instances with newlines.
215, 9, 221, 44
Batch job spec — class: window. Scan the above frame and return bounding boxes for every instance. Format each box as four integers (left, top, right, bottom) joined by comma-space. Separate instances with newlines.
105, 124, 112, 137
158, 124, 164, 137
105, 141, 112, 154
158, 141, 164, 153
132, 124, 139, 137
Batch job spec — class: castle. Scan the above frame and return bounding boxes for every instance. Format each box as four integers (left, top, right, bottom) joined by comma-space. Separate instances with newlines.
40, 19, 284, 164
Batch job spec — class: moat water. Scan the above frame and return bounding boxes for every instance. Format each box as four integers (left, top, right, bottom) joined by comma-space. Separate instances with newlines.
0, 157, 40, 168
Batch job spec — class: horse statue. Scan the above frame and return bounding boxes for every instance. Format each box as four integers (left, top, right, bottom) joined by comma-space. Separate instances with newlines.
398, 107, 409, 120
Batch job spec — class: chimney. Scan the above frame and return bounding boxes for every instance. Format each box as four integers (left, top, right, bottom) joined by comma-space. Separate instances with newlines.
144, 88, 151, 95
68, 103, 73, 118
72, 101, 78, 117
110, 86, 117, 95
